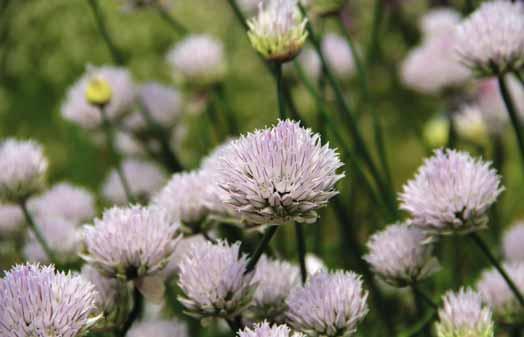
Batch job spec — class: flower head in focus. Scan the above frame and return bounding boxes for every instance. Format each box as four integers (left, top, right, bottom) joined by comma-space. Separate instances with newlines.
127, 318, 188, 337
102, 159, 167, 205
364, 223, 439, 287
166, 35, 226, 88
0, 263, 101, 337
435, 288, 494, 337
456, 0, 524, 76
251, 255, 300, 321
0, 139, 48, 203
399, 149, 503, 235
238, 321, 305, 337
287, 270, 369, 336
61, 66, 135, 129
216, 120, 344, 227
82, 205, 180, 279
477, 262, 524, 323
502, 222, 524, 262
177, 240, 256, 319
247, 0, 308, 62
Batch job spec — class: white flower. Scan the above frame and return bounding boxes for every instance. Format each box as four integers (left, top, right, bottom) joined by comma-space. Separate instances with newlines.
0, 263, 101, 337
435, 288, 494, 337
153, 171, 210, 225
115, 131, 148, 157
216, 120, 344, 227
247, 0, 308, 62
29, 182, 95, 224
322, 33, 355, 79
0, 139, 48, 202
420, 8, 461, 39
127, 319, 188, 337
102, 159, 167, 205
296, 47, 321, 80
456, 0, 524, 75
81, 264, 120, 315
399, 149, 503, 235
364, 223, 439, 287
166, 35, 226, 87
0, 203, 24, 235
251, 255, 300, 320
161, 234, 208, 278
82, 205, 180, 279
61, 66, 135, 129
238, 321, 305, 337
287, 270, 369, 336
177, 240, 256, 318
502, 222, 524, 262
477, 262, 524, 323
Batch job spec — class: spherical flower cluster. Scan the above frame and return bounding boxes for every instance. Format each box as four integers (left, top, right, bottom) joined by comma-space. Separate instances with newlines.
247, 0, 308, 62
153, 170, 210, 225
61, 66, 135, 129
102, 159, 167, 205
453, 105, 488, 144
435, 288, 494, 337
401, 36, 470, 94
477, 262, 524, 323
82, 205, 180, 279
216, 120, 344, 227
166, 35, 226, 87
0, 203, 24, 235
502, 222, 524, 262
127, 319, 188, 337
161, 234, 208, 278
81, 265, 119, 316
251, 255, 300, 320
287, 270, 369, 336
239, 321, 305, 337
420, 8, 461, 39
296, 47, 321, 80
0, 264, 101, 337
456, 0, 524, 75
322, 33, 355, 79
0, 139, 48, 202
364, 223, 439, 287
399, 149, 503, 235
125, 82, 183, 131
23, 216, 80, 263
29, 182, 95, 224
177, 240, 256, 318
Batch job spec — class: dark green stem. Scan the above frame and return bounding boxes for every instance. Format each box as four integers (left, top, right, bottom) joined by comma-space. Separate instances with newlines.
86, 0, 125, 65
497, 73, 524, 168
19, 200, 58, 264
275, 63, 287, 120
156, 3, 188, 36
100, 105, 135, 203
214, 84, 240, 135
470, 232, 524, 307
411, 285, 438, 310
245, 225, 279, 273
295, 222, 308, 284
366, 0, 385, 65
120, 285, 143, 335
226, 316, 243, 333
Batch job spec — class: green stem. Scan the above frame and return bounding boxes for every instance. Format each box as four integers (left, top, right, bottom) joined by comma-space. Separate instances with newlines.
470, 232, 524, 307
86, 0, 125, 65
156, 3, 188, 36
275, 63, 287, 120
497, 73, 524, 168
120, 285, 143, 335
398, 311, 437, 337
100, 105, 135, 203
214, 84, 240, 135
19, 200, 58, 264
366, 0, 385, 65
295, 222, 308, 284
411, 285, 438, 310
245, 225, 279, 274
226, 316, 243, 332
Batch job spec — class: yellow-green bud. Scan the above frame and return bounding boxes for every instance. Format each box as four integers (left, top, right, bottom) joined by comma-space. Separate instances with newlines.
423, 116, 449, 148
85, 76, 112, 106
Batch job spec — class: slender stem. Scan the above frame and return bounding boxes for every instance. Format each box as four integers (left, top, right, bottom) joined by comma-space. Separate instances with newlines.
411, 285, 438, 310
497, 73, 524, 168
100, 105, 135, 203
366, 0, 384, 65
275, 63, 287, 120
86, 0, 125, 65
514, 71, 524, 88
295, 222, 308, 284
470, 232, 524, 307
156, 3, 188, 36
245, 225, 279, 274
120, 285, 143, 335
19, 200, 58, 264
214, 84, 240, 135
399, 311, 437, 337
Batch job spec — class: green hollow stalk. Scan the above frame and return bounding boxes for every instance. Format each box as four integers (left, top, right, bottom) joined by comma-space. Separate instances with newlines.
19, 200, 58, 265
366, 0, 385, 65
245, 225, 279, 273
156, 3, 188, 36
100, 106, 136, 203
470, 232, 524, 307
120, 285, 144, 336
86, 0, 125, 65
294, 222, 308, 284
275, 63, 287, 119
411, 285, 439, 310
